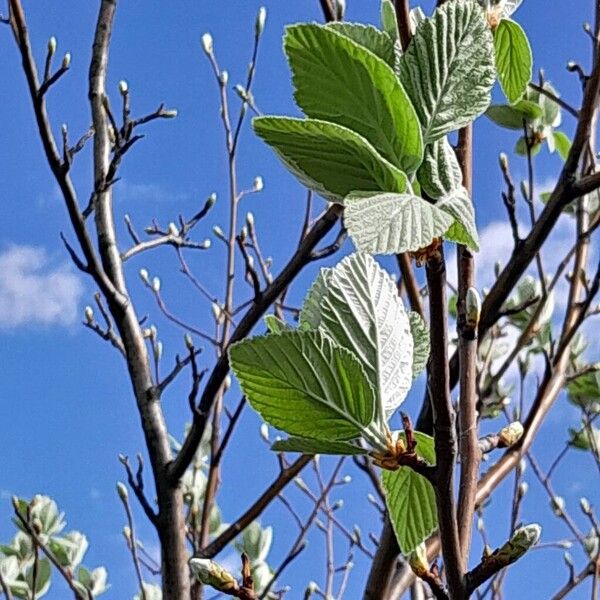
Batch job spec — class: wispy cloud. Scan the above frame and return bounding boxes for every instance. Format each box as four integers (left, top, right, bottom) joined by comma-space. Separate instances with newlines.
114, 180, 190, 204
0, 245, 84, 329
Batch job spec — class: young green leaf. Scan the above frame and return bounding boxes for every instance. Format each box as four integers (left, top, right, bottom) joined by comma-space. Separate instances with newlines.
271, 437, 368, 455
553, 131, 572, 161
485, 101, 543, 129
494, 18, 532, 104
326, 22, 395, 66
380, 0, 399, 40
285, 24, 423, 173
253, 116, 408, 202
417, 137, 463, 199
229, 329, 384, 447
264, 315, 291, 334
398, 0, 495, 144
344, 192, 453, 254
382, 431, 437, 554
301, 253, 414, 421
436, 187, 480, 251
408, 311, 430, 379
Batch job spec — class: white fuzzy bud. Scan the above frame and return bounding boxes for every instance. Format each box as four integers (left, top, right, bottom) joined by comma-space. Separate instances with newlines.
150, 325, 158, 340
332, 499, 344, 510
139, 268, 149, 284
213, 225, 225, 239
517, 458, 527, 476
62, 52, 71, 69
499, 422, 524, 448
189, 558, 238, 594
84, 306, 94, 324
201, 33, 213, 55
123, 526, 132, 541
168, 222, 179, 237
201, 239, 211, 249
342, 475, 352, 484
223, 375, 231, 391
518, 482, 529, 498
155, 341, 163, 361
253, 176, 264, 192
118, 79, 128, 95
466, 287, 482, 329
163, 109, 178, 118
184, 334, 194, 351
260, 423, 270, 442
580, 497, 592, 515
551, 496, 566, 516
255, 7, 267, 37
246, 212, 255, 228
48, 36, 57, 56
212, 302, 223, 323
116, 482, 128, 501
499, 152, 508, 170
477, 517, 485, 532
152, 277, 161, 293
219, 70, 229, 86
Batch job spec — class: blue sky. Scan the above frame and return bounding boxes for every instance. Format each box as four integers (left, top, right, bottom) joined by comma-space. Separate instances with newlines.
0, 1, 598, 598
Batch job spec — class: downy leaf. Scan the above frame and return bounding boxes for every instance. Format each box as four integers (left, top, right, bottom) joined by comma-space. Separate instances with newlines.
344, 192, 453, 254
264, 315, 291, 334
271, 437, 367, 455
301, 253, 414, 420
417, 137, 463, 199
408, 312, 430, 379
253, 116, 408, 202
398, 0, 495, 143
382, 431, 437, 554
326, 22, 395, 66
381, 0, 400, 40
437, 186, 480, 250
494, 18, 532, 104
229, 329, 383, 446
285, 24, 423, 172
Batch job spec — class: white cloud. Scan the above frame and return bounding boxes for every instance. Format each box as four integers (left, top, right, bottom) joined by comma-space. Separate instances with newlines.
115, 180, 190, 204
0, 245, 84, 329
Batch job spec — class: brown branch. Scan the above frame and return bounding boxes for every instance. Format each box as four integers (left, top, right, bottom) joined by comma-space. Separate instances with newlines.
550, 562, 596, 600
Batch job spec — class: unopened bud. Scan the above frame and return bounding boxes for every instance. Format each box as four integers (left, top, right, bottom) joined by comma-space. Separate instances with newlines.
408, 543, 429, 577
207, 192, 217, 208
219, 70, 229, 86
295, 477, 309, 492
517, 458, 527, 476
48, 36, 57, 56
84, 306, 94, 324
246, 212, 255, 228
62, 52, 71, 69
184, 334, 194, 350
342, 475, 352, 484
563, 551, 574, 568
466, 287, 481, 329
518, 482, 529, 498
335, 0, 346, 20
332, 499, 344, 510
150, 325, 158, 340
255, 7, 267, 37
152, 277, 161, 293
119, 80, 128, 95
477, 517, 485, 532
189, 558, 238, 594
260, 423, 270, 442
123, 526, 132, 541
499, 422, 524, 448
559, 541, 573, 549
223, 375, 231, 391
212, 303, 223, 322
139, 269, 149, 285
551, 496, 566, 516
163, 109, 178, 118
496, 524, 541, 565
499, 152, 508, 170
520, 180, 529, 199
253, 176, 264, 192
213, 225, 225, 240
168, 222, 179, 237
201, 33, 213, 55
580, 497, 592, 515
240, 226, 248, 241
201, 239, 211, 249
117, 482, 128, 501
155, 341, 163, 361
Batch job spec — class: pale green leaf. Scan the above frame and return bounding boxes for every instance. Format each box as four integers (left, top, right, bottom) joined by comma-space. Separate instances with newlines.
553, 131, 572, 161
383, 431, 437, 554
285, 24, 423, 172
494, 19, 532, 104
437, 186, 479, 251
301, 253, 414, 421
399, 0, 495, 143
417, 137, 463, 199
271, 437, 368, 455
326, 22, 395, 66
381, 0, 399, 40
408, 312, 429, 379
264, 315, 291, 334
485, 100, 542, 129
299, 267, 333, 331
344, 192, 453, 254
409, 7, 427, 34
253, 116, 408, 202
515, 136, 541, 156
229, 329, 382, 445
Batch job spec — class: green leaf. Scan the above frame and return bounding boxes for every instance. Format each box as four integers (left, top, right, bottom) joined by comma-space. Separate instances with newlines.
229, 329, 382, 446
408, 312, 429, 379
515, 136, 541, 156
253, 116, 408, 202
494, 19, 532, 104
299, 267, 333, 331
285, 24, 423, 173
271, 437, 368, 455
437, 187, 479, 251
382, 431, 437, 554
417, 137, 463, 199
301, 253, 414, 420
381, 0, 399, 40
567, 371, 600, 413
485, 101, 542, 129
264, 315, 291, 334
553, 131, 572, 161
528, 81, 561, 127
326, 22, 395, 66
344, 192, 453, 254
398, 0, 495, 144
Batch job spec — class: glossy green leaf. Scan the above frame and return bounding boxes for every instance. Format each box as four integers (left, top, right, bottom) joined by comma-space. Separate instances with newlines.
398, 0, 495, 143
494, 18, 532, 104
285, 24, 423, 172
229, 329, 382, 446
382, 431, 437, 554
253, 116, 408, 202
301, 253, 414, 420
271, 437, 367, 455
345, 192, 453, 254
326, 22, 395, 66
